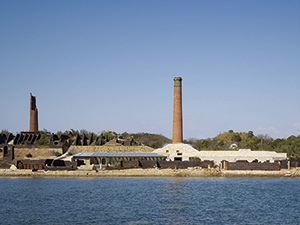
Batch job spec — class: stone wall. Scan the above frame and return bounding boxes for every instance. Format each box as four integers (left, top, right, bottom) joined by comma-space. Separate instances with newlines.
14, 146, 63, 159
68, 145, 155, 154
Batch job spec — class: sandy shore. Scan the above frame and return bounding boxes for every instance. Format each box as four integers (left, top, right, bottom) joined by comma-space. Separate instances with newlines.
1, 168, 300, 178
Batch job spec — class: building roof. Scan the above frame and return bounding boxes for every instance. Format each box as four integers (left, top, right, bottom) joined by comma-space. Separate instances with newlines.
73, 152, 167, 158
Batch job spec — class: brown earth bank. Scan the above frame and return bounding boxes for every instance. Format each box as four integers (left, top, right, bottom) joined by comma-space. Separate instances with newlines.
1, 168, 300, 178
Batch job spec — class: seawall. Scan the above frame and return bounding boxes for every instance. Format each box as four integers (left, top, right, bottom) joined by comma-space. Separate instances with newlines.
1, 168, 300, 178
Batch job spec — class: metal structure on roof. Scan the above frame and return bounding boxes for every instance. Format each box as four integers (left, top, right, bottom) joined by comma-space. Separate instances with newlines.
73, 152, 166, 158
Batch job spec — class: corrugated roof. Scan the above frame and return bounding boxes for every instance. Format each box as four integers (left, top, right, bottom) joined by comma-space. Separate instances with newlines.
73, 152, 167, 157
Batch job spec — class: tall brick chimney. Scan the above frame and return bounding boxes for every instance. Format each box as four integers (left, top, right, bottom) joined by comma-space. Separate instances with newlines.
29, 93, 38, 132
172, 77, 183, 143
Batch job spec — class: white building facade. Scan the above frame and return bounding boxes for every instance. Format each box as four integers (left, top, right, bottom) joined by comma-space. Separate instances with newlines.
153, 144, 287, 163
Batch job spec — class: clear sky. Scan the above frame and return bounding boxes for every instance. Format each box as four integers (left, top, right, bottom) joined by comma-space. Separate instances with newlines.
1, 0, 299, 139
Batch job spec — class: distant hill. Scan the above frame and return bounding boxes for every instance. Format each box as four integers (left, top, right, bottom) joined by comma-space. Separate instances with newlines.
183, 130, 300, 159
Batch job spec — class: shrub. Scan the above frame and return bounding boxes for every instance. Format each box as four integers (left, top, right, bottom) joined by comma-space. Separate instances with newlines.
26, 153, 32, 157
189, 157, 201, 161
35, 135, 51, 146
54, 151, 62, 157
23, 140, 31, 145
18, 162, 24, 169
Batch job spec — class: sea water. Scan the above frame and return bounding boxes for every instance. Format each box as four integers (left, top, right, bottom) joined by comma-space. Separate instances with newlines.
0, 177, 299, 224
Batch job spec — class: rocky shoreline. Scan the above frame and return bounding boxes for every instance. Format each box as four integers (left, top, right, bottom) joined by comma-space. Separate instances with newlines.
1, 168, 300, 178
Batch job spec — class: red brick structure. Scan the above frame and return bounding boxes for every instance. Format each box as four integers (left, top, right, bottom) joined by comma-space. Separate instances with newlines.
29, 93, 38, 132
172, 77, 183, 143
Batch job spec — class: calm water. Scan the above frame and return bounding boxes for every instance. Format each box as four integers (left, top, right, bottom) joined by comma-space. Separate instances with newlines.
0, 177, 299, 224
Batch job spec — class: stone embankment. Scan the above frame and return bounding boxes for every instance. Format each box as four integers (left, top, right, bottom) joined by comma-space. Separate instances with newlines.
1, 168, 300, 178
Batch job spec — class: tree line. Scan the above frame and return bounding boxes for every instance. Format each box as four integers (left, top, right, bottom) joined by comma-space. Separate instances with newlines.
183, 130, 300, 159
1, 129, 300, 158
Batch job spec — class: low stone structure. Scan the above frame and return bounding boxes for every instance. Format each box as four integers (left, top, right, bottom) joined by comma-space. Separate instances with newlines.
16, 159, 76, 170
13, 146, 63, 159
68, 145, 155, 154
17, 159, 45, 170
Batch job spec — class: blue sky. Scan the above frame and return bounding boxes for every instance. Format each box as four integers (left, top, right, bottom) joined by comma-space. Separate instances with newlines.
1, 0, 299, 139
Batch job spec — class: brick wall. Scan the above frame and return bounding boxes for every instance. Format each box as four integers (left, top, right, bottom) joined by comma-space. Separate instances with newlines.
139, 160, 158, 168
226, 161, 279, 171
121, 161, 140, 168
290, 160, 300, 168
158, 161, 214, 169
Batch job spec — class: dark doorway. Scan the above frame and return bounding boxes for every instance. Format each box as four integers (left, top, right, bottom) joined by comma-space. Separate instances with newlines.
174, 157, 182, 161
3, 146, 8, 156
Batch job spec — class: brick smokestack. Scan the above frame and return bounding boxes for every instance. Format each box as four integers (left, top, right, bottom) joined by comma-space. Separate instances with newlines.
172, 77, 183, 143
29, 93, 38, 132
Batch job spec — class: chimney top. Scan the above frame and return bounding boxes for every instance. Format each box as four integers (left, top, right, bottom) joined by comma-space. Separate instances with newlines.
174, 77, 182, 81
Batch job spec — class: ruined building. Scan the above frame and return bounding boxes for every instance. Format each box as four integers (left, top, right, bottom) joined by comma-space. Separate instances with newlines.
29, 93, 38, 132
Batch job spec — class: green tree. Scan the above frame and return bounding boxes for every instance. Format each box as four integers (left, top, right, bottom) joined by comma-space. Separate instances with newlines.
35, 135, 51, 146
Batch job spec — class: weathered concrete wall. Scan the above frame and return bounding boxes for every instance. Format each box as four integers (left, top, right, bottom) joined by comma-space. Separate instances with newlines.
14, 146, 63, 159
198, 149, 287, 163
68, 145, 155, 154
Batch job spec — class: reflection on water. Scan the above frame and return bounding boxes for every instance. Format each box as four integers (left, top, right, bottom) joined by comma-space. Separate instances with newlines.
0, 177, 299, 224
163, 178, 190, 224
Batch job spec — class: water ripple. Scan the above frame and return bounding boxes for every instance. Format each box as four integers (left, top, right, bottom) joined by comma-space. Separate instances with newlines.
0, 177, 299, 224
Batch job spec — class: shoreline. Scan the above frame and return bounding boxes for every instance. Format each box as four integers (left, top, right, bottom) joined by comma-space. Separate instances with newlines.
1, 168, 299, 178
